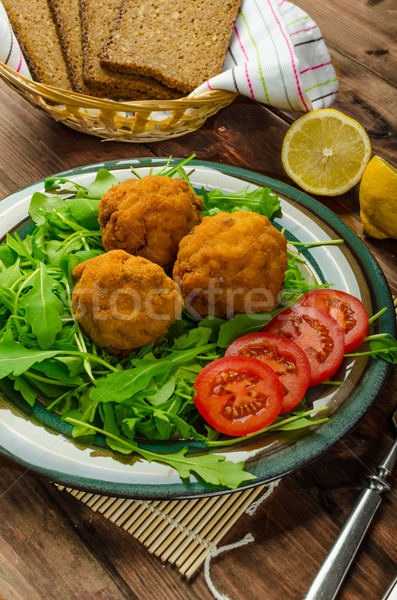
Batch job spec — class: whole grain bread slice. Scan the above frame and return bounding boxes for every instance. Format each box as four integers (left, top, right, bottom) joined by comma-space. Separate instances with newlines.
48, 0, 95, 94
100, 0, 241, 94
2, 0, 72, 89
80, 0, 181, 99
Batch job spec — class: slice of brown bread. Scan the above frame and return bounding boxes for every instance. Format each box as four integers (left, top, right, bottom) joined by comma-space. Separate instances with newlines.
100, 0, 241, 94
48, 0, 93, 93
80, 0, 181, 99
2, 0, 72, 89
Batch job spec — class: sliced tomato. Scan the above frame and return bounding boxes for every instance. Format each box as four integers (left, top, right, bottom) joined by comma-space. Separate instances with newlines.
193, 356, 283, 436
263, 306, 345, 387
225, 333, 311, 413
297, 289, 369, 353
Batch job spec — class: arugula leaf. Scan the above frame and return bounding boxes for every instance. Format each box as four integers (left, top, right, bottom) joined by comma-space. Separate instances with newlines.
29, 192, 65, 225
0, 243, 18, 267
33, 359, 84, 385
198, 316, 226, 341
200, 185, 280, 218
368, 336, 397, 363
146, 375, 176, 406
0, 259, 22, 288
21, 263, 64, 349
6, 233, 34, 263
0, 286, 18, 314
0, 341, 59, 378
10, 375, 38, 407
44, 177, 89, 194
345, 335, 397, 363
91, 344, 215, 404
86, 169, 119, 198
170, 327, 212, 350
65, 198, 100, 229
205, 406, 329, 448
90, 358, 173, 404
64, 417, 256, 489
217, 311, 278, 348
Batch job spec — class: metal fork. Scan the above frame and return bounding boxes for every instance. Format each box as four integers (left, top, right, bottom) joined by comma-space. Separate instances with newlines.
304, 407, 397, 600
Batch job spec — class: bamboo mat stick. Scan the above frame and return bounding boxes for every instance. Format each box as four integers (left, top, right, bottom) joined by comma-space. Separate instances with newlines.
98, 496, 120, 516
149, 497, 216, 555
101, 497, 129, 519
88, 495, 109, 511
136, 499, 191, 543
127, 500, 177, 536
110, 499, 135, 524
142, 498, 200, 548
174, 486, 264, 569
156, 495, 227, 561
122, 500, 163, 532
180, 486, 264, 578
116, 500, 144, 527
164, 495, 236, 564
173, 492, 247, 568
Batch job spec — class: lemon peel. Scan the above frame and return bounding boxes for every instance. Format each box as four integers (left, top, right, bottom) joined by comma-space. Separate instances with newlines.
359, 155, 397, 240
281, 109, 372, 196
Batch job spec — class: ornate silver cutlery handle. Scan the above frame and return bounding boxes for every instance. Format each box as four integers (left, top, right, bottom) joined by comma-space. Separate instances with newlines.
304, 428, 397, 600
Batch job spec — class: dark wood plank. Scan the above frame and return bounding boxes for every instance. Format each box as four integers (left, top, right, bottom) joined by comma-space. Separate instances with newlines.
0, 0, 396, 597
0, 460, 131, 600
296, 0, 396, 83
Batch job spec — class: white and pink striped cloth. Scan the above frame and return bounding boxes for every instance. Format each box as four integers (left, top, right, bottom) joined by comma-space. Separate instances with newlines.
0, 0, 337, 112
194, 0, 338, 111
0, 1, 30, 79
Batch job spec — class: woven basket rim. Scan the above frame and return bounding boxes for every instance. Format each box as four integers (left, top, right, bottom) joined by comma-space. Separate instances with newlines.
0, 60, 236, 110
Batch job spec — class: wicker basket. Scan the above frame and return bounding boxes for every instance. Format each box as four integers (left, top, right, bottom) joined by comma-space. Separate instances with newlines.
0, 61, 237, 142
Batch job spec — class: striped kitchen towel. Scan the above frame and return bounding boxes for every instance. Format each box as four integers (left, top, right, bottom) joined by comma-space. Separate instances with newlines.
0, 1, 30, 78
193, 0, 338, 111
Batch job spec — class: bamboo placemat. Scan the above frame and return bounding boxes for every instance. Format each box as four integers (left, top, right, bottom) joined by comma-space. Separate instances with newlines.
55, 482, 277, 579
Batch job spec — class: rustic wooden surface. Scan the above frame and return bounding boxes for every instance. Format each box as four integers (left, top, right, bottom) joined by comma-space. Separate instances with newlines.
0, 1, 396, 598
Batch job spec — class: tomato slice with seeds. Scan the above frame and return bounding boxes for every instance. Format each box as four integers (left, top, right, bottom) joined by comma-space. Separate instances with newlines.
225, 333, 311, 413
297, 289, 369, 353
264, 306, 345, 387
193, 356, 283, 436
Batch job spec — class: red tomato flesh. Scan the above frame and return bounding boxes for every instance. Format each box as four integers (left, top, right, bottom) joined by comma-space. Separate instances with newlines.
225, 333, 311, 413
264, 306, 345, 387
297, 289, 369, 353
193, 356, 283, 436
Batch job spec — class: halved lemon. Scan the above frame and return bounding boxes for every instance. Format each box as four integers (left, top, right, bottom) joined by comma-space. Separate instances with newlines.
281, 109, 372, 196
359, 155, 397, 239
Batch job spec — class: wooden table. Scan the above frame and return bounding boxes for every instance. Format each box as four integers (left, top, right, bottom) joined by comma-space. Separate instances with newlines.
0, 1, 396, 598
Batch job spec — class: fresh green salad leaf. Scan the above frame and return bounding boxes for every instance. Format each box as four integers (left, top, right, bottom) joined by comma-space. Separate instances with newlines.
86, 169, 119, 198
369, 336, 397, 363
65, 198, 100, 229
29, 193, 65, 226
65, 417, 255, 489
21, 263, 64, 349
200, 185, 281, 218
344, 335, 397, 364
0, 341, 60, 378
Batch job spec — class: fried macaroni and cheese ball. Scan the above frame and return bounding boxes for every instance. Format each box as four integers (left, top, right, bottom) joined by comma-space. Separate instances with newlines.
173, 211, 287, 319
72, 250, 183, 355
99, 175, 203, 271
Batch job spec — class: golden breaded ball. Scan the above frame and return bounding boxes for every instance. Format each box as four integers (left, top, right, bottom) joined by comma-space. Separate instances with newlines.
173, 211, 287, 319
72, 250, 183, 355
99, 175, 203, 271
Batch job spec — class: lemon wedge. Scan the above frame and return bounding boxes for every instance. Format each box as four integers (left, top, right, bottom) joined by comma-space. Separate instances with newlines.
281, 109, 372, 196
359, 155, 397, 239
